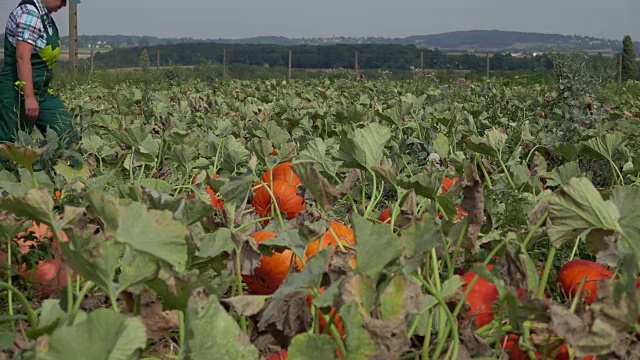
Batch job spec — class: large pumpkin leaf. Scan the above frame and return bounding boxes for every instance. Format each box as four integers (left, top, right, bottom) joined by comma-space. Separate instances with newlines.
220, 135, 250, 173
86, 191, 120, 234
53, 162, 92, 184
180, 289, 258, 360
60, 228, 124, 297
0, 144, 43, 172
340, 303, 377, 360
353, 214, 402, 278
298, 137, 338, 175
0, 170, 27, 195
117, 201, 189, 273
397, 171, 441, 199
580, 133, 623, 162
547, 177, 620, 249
0, 188, 55, 226
218, 170, 254, 207
34, 308, 147, 360
466, 128, 508, 159
335, 123, 391, 170
545, 161, 582, 187
288, 333, 337, 360
611, 187, 640, 258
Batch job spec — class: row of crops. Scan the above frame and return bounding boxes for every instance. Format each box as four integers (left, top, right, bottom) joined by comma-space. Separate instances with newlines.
1, 66, 640, 359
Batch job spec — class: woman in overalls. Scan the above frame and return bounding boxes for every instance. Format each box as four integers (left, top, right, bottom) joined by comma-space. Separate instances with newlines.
0, 0, 80, 148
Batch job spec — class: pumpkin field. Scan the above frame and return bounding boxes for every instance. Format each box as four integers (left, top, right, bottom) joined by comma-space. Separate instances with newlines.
1, 62, 640, 359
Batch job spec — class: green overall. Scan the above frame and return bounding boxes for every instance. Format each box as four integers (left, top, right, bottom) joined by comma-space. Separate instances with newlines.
0, 0, 77, 147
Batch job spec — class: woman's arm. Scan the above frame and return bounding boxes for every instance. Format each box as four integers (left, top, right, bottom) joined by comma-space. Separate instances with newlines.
16, 40, 39, 120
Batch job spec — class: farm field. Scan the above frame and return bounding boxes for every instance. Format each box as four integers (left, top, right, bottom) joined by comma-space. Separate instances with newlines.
1, 61, 640, 359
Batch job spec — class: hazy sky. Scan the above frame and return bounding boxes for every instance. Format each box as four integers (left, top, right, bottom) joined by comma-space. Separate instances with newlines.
1, 0, 639, 41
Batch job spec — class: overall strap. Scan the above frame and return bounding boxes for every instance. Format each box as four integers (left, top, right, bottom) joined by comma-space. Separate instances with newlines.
18, 0, 38, 8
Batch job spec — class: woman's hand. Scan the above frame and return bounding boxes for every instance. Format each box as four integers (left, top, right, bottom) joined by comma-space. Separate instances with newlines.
16, 40, 38, 120
24, 95, 39, 120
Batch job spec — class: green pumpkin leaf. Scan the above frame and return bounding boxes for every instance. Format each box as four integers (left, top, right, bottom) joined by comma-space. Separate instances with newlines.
288, 333, 337, 360
335, 124, 391, 170
116, 202, 189, 273
35, 308, 147, 360
0, 144, 43, 171
580, 133, 623, 162
0, 188, 54, 226
340, 303, 377, 359
545, 161, 582, 187
181, 289, 259, 360
547, 177, 620, 249
61, 228, 123, 298
353, 214, 402, 278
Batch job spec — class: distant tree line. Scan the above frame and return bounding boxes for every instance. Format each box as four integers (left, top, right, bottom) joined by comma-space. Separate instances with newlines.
50, 31, 640, 53
93, 43, 560, 72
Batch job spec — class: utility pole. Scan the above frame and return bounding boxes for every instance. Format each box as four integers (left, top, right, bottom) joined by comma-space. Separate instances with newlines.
68, 2, 78, 71
288, 49, 292, 81
420, 51, 424, 70
223, 48, 228, 81
619, 52, 623, 83
355, 50, 359, 74
486, 53, 490, 79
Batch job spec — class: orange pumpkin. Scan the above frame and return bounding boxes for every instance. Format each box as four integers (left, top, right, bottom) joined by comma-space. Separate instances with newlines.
204, 185, 224, 210
298, 221, 355, 270
188, 173, 223, 209
261, 162, 302, 187
242, 231, 293, 295
437, 205, 468, 222
441, 176, 459, 195
306, 287, 345, 339
264, 349, 288, 360
557, 259, 613, 305
461, 265, 498, 329
501, 334, 596, 360
378, 208, 391, 224
0, 222, 70, 299
252, 180, 306, 220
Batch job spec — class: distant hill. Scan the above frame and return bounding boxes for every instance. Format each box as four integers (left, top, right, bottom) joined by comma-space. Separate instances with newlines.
54, 30, 640, 54
1, 30, 638, 55
400, 30, 634, 53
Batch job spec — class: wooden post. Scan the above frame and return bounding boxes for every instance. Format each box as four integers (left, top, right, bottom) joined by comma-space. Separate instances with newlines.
355, 50, 359, 73
90, 49, 94, 72
619, 52, 623, 83
486, 53, 490, 79
288, 49, 292, 81
68, 2, 78, 71
420, 51, 424, 70
156, 48, 160, 69
223, 48, 228, 81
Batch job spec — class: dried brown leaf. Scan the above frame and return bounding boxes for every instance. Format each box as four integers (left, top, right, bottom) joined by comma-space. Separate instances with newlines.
326, 250, 356, 284
259, 290, 312, 348
223, 295, 268, 317
234, 233, 263, 276
337, 169, 361, 194
458, 327, 492, 358
498, 248, 528, 293
549, 304, 589, 346
461, 161, 485, 252
362, 316, 410, 360
120, 290, 180, 339
399, 189, 417, 223
291, 162, 344, 213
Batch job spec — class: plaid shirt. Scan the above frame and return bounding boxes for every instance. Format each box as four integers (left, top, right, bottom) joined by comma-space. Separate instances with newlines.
5, 0, 53, 52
